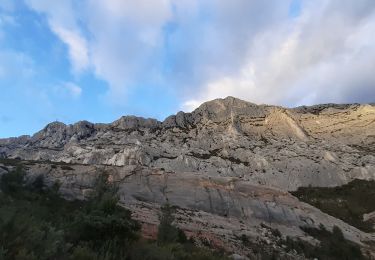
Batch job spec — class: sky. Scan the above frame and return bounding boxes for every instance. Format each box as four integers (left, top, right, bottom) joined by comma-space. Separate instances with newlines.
0, 0, 374, 138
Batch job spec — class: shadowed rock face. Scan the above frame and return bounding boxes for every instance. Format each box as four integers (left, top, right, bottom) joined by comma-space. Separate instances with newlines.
1, 97, 375, 256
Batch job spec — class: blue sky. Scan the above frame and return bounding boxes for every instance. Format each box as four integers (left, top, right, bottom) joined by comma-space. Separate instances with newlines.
0, 0, 374, 138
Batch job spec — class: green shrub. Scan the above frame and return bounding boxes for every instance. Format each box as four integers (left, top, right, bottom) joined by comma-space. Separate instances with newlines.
71, 245, 98, 260
0, 169, 139, 260
0, 166, 25, 193
0, 166, 228, 260
157, 203, 187, 245
292, 179, 375, 232
284, 225, 365, 260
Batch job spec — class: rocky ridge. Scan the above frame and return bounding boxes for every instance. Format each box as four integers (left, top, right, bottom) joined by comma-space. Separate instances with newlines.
1, 96, 375, 257
1, 96, 374, 190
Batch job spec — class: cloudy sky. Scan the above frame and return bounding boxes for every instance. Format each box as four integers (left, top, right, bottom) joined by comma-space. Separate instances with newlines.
0, 0, 374, 137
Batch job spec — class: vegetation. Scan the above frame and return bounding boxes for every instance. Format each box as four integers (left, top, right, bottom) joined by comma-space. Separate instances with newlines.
0, 166, 228, 260
0, 161, 368, 260
291, 179, 375, 232
157, 203, 187, 245
284, 225, 365, 260
238, 223, 366, 260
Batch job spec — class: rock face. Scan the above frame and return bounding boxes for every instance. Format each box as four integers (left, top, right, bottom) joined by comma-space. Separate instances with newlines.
1, 161, 374, 257
1, 96, 375, 256
1, 97, 374, 191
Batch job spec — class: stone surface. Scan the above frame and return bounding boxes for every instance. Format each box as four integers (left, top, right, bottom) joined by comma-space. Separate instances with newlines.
2, 161, 374, 257
1, 97, 374, 191
1, 97, 375, 257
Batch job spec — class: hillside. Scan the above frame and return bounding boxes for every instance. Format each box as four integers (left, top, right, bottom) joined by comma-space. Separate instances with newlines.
1, 97, 375, 258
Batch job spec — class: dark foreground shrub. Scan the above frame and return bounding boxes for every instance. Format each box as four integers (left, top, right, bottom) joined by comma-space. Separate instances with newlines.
0, 166, 229, 260
285, 225, 365, 260
292, 179, 375, 232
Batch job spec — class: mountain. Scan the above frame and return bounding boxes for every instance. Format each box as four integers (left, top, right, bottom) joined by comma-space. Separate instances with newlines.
1, 96, 375, 258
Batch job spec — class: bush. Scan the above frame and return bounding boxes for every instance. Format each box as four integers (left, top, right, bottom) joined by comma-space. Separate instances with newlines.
284, 225, 365, 260
0, 166, 25, 193
0, 166, 228, 260
157, 203, 187, 245
292, 179, 375, 232
71, 245, 98, 260
0, 169, 139, 260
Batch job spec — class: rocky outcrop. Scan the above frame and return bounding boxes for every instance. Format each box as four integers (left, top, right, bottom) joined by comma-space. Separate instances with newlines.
1, 97, 374, 191
112, 116, 160, 130
1, 96, 375, 257
1, 161, 373, 257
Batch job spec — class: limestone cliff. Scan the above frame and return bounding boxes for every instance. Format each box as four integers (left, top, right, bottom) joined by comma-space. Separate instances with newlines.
1, 97, 375, 257
1, 97, 374, 190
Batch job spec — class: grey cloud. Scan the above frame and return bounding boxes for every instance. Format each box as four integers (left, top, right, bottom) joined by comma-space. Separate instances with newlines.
165, 1, 292, 87
24, 0, 375, 110
182, 0, 375, 109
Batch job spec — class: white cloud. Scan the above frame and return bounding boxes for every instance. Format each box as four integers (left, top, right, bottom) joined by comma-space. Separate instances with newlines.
86, 0, 173, 98
24, 0, 375, 109
54, 82, 82, 99
98, 0, 172, 27
64, 82, 82, 98
181, 99, 202, 112
25, 0, 89, 73
182, 0, 375, 108
25, 0, 172, 99
51, 25, 89, 72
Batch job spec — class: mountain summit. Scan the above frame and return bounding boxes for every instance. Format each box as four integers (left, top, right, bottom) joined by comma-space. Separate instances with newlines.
1, 97, 375, 257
